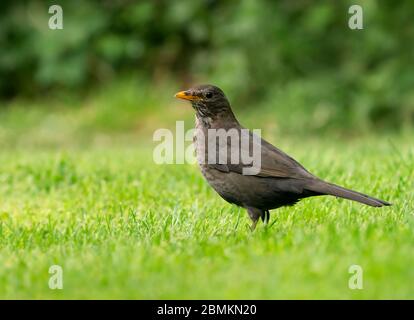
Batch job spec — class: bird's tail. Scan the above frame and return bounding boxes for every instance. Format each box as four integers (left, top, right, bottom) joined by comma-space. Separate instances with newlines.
306, 179, 391, 207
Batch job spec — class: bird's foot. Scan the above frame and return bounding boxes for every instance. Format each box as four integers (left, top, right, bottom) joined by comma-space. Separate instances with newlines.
250, 220, 258, 231
246, 207, 265, 231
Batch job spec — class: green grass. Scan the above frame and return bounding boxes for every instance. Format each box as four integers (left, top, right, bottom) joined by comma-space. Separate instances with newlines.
0, 85, 413, 299
0, 134, 413, 299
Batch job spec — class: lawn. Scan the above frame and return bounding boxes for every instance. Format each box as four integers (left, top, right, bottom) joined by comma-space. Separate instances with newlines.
0, 96, 413, 299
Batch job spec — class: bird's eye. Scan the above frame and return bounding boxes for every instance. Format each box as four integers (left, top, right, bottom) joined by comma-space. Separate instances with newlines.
205, 92, 213, 99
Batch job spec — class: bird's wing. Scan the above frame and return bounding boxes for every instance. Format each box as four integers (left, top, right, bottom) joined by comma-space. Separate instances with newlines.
208, 129, 313, 179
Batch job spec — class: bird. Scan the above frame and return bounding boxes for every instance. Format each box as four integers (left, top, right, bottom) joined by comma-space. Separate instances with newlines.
174, 84, 391, 230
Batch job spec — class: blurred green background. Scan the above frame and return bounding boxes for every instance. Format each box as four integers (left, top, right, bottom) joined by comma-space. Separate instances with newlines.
1, 0, 413, 144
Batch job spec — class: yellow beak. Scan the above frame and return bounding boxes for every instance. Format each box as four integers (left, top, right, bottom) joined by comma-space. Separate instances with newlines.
174, 91, 201, 101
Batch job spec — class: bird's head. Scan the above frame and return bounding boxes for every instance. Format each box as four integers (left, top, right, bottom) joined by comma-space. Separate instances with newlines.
175, 84, 233, 119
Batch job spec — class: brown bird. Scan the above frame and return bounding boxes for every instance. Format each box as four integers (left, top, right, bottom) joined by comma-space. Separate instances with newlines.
175, 84, 391, 230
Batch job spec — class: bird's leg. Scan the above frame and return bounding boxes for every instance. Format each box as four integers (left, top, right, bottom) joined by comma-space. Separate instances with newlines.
260, 210, 270, 225
264, 210, 270, 225
246, 207, 262, 231
250, 219, 259, 231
